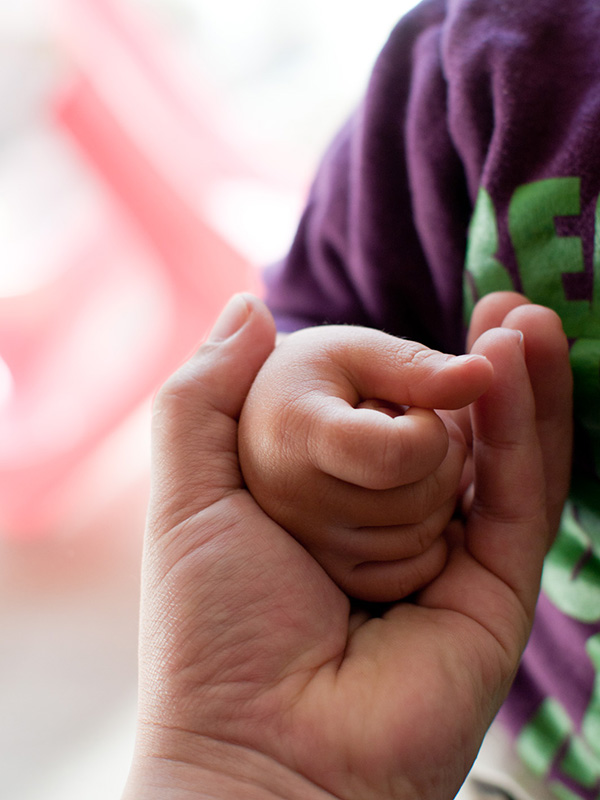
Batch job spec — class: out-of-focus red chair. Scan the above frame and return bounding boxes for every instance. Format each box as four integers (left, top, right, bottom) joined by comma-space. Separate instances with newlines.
0, 0, 265, 537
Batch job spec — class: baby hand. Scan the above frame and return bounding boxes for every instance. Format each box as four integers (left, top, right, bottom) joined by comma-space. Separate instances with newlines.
238, 325, 492, 601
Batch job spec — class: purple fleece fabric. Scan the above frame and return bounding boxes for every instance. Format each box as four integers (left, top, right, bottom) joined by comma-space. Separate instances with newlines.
265, 1, 600, 795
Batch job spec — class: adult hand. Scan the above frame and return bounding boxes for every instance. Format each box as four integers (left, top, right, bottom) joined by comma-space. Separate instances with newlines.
465, 291, 573, 539
123, 293, 572, 800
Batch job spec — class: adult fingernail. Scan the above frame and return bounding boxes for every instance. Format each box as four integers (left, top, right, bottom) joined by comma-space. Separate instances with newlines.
208, 294, 251, 342
453, 353, 491, 365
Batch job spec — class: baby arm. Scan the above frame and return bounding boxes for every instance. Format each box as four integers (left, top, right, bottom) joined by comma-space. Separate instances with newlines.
238, 325, 493, 602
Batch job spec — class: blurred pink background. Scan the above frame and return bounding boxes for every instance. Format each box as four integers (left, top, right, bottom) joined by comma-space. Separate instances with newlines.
0, 1, 416, 796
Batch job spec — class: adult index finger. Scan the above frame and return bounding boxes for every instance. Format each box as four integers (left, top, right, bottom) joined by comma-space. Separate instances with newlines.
500, 304, 573, 540
467, 327, 548, 618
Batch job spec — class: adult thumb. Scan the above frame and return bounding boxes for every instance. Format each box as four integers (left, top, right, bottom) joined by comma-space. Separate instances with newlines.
148, 294, 276, 533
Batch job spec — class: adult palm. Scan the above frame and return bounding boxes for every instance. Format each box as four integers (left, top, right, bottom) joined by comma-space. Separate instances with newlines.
125, 293, 571, 800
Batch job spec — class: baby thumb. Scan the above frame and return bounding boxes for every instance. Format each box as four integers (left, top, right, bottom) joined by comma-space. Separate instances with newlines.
148, 294, 276, 533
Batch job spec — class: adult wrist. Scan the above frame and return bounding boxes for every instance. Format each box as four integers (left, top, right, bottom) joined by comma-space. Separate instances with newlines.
121, 731, 335, 800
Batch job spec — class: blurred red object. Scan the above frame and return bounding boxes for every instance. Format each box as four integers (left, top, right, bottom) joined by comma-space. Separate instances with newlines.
0, 0, 264, 537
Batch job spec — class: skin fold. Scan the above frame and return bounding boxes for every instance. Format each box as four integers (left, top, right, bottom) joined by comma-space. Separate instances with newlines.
123, 292, 572, 800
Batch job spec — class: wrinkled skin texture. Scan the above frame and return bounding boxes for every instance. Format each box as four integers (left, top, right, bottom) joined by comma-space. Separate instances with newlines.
123, 292, 572, 800
238, 324, 494, 601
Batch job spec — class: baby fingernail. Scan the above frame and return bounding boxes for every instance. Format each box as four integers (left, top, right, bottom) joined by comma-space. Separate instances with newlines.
515, 330, 525, 351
